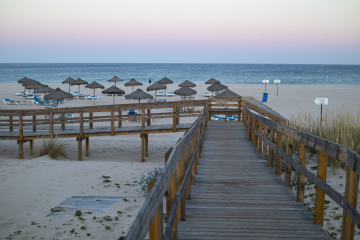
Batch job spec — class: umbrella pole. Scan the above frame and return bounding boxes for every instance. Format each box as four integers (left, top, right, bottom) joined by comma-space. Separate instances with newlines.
68, 84, 70, 93
78, 85, 80, 93
93, 89, 95, 105
132, 86, 134, 92
164, 85, 167, 97
155, 90, 157, 101
113, 94, 115, 104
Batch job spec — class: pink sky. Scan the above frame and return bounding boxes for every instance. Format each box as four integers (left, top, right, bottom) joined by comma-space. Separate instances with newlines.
0, 0, 359, 64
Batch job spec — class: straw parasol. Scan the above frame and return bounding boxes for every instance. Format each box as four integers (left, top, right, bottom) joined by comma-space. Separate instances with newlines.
157, 77, 173, 96
102, 86, 125, 104
71, 78, 89, 93
124, 79, 143, 92
147, 82, 167, 101
179, 80, 196, 88
107, 76, 123, 87
207, 82, 228, 97
62, 77, 76, 93
44, 88, 73, 108
34, 85, 54, 99
214, 89, 241, 99
85, 81, 105, 105
205, 78, 220, 84
125, 88, 153, 104
24, 81, 44, 96
174, 86, 197, 100
18, 76, 33, 84
18, 78, 38, 95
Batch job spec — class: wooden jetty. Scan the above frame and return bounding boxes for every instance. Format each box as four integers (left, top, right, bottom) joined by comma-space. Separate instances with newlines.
177, 121, 330, 239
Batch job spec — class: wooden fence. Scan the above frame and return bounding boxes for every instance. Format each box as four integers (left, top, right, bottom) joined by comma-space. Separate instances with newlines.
122, 104, 208, 240
242, 101, 360, 240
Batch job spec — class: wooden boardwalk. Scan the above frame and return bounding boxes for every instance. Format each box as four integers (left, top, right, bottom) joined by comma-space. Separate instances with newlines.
177, 121, 331, 240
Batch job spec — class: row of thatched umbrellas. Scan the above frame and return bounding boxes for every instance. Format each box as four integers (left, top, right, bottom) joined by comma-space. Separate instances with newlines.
17, 76, 239, 107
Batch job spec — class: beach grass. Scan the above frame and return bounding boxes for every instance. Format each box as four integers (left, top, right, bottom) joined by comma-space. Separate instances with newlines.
33, 138, 68, 159
289, 108, 360, 169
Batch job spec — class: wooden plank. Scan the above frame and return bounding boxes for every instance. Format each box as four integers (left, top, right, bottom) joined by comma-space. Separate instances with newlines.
314, 152, 328, 226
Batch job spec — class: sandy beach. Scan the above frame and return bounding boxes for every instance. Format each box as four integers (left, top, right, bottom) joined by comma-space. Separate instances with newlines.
0, 82, 359, 239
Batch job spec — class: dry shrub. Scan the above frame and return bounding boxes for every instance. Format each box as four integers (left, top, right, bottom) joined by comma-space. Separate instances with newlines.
34, 138, 68, 159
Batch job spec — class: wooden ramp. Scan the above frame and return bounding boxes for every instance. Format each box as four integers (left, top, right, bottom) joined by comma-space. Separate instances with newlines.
177, 121, 331, 240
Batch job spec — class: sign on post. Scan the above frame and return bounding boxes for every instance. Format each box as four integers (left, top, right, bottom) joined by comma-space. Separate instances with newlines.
262, 80, 269, 92
314, 98, 329, 125
274, 79, 281, 96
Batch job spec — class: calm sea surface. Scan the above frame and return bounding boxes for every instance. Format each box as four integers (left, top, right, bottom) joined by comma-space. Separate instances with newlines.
0, 63, 359, 85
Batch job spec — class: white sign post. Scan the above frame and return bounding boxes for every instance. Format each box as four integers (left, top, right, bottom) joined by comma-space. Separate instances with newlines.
262, 80, 269, 92
274, 79, 281, 96
314, 98, 329, 125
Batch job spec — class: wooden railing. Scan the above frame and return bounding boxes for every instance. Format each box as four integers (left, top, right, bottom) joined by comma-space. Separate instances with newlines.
242, 102, 360, 240
122, 104, 208, 240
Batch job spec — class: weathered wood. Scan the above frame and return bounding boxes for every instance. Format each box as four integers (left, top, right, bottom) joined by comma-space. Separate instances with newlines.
145, 134, 149, 157
85, 137, 89, 157
342, 167, 359, 240
165, 148, 177, 240
141, 134, 145, 162
79, 111, 84, 139
77, 137, 82, 161
118, 110, 122, 127
9, 116, 13, 132
29, 140, 33, 155
262, 124, 268, 160
33, 115, 37, 132
147, 109, 151, 126
49, 112, 54, 138
89, 111, 93, 129
173, 106, 177, 132
297, 142, 306, 203
314, 152, 328, 226
111, 110, 115, 136
275, 131, 283, 176
258, 121, 263, 153
284, 136, 293, 187
148, 179, 162, 240
269, 128, 275, 167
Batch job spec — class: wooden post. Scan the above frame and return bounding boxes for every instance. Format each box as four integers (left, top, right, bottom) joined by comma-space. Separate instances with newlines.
145, 134, 149, 157
262, 125, 268, 160
118, 111, 122, 128
33, 115, 36, 132
89, 111, 93, 129
269, 128, 275, 167
9, 116, 13, 132
314, 152, 328, 226
80, 111, 84, 140
49, 111, 54, 138
251, 117, 256, 145
148, 179, 162, 240
172, 106, 177, 132
247, 112, 251, 138
60, 113, 65, 131
30, 140, 33, 155
141, 134, 145, 162
238, 99, 241, 122
19, 115, 23, 159
284, 137, 293, 187
275, 131, 283, 176
185, 145, 191, 200
208, 102, 212, 121
111, 110, 115, 136
297, 143, 306, 203
191, 133, 197, 185
165, 148, 177, 239
85, 137, 89, 157
177, 153, 186, 221
258, 121, 263, 153
254, 120, 259, 148
147, 109, 151, 126
77, 137, 83, 161
341, 167, 359, 240
242, 101, 245, 124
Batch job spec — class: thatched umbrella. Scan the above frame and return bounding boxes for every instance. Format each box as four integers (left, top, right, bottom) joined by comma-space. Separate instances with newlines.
18, 78, 38, 95
71, 78, 89, 93
125, 88, 153, 103
214, 89, 241, 99
44, 88, 73, 108
179, 80, 196, 88
102, 86, 125, 104
174, 86, 197, 100
157, 77, 173, 96
124, 79, 143, 92
205, 78, 220, 84
107, 76, 123, 87
147, 82, 167, 101
24, 81, 44, 97
207, 82, 228, 97
85, 81, 105, 105
34, 85, 54, 99
62, 77, 76, 93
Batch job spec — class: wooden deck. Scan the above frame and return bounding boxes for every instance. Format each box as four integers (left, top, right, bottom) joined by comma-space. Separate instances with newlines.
177, 121, 331, 240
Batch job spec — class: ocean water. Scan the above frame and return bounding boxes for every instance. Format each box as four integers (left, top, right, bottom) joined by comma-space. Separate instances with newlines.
0, 63, 359, 85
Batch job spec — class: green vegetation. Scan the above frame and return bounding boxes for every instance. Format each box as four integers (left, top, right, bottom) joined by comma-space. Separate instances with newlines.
33, 138, 67, 159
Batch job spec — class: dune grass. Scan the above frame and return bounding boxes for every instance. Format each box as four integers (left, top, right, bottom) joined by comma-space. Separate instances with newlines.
289, 108, 360, 169
33, 138, 68, 159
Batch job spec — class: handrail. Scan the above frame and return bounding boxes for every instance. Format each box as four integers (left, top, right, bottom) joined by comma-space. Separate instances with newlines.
123, 104, 208, 240
243, 102, 360, 239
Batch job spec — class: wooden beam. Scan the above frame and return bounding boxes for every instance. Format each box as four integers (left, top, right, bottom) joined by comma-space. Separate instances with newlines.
49, 112, 53, 138
118, 110, 122, 128
165, 148, 177, 239
262, 124, 268, 160
86, 137, 89, 157
275, 131, 283, 176
297, 142, 306, 203
177, 152, 186, 221
173, 106, 177, 132
145, 134, 148, 157
9, 116, 13, 132
111, 110, 115, 136
284, 136, 293, 187
19, 115, 23, 159
33, 115, 36, 132
141, 134, 145, 162
148, 179, 162, 240
89, 111, 93, 129
314, 152, 328, 226
77, 137, 83, 161
258, 121, 263, 154
147, 109, 151, 126
30, 140, 33, 155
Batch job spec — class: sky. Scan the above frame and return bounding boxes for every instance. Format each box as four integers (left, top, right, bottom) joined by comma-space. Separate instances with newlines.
0, 0, 359, 64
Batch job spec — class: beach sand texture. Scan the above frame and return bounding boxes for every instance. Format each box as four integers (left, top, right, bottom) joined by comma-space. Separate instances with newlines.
0, 83, 359, 239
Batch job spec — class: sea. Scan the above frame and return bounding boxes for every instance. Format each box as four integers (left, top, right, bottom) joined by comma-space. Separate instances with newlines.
0, 63, 359, 85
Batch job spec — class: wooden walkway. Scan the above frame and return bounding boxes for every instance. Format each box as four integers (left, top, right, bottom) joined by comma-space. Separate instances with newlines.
177, 121, 331, 240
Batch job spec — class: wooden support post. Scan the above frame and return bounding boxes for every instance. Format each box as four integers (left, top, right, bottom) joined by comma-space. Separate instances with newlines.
254, 120, 259, 148
85, 137, 89, 157
77, 137, 83, 161
148, 179, 162, 240
89, 112, 93, 129
238, 99, 241, 122
165, 148, 177, 239
111, 110, 115, 136
145, 134, 149, 157
314, 152, 328, 226
177, 153, 186, 221
147, 109, 151, 126
262, 124, 268, 160
269, 128, 275, 167
118, 111, 122, 128
247, 113, 251, 138
208, 102, 212, 121
258, 121, 263, 153
185, 145, 191, 200
49, 111, 54, 138
297, 142, 306, 203
284, 137, 293, 187
172, 106, 177, 132
141, 134, 145, 162
341, 167, 359, 240
191, 134, 197, 185
80, 111, 84, 140
19, 115, 24, 159
60, 113, 65, 131
275, 131, 283, 176
33, 115, 36, 132
251, 117, 256, 145
9, 116, 13, 132
30, 140, 33, 155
